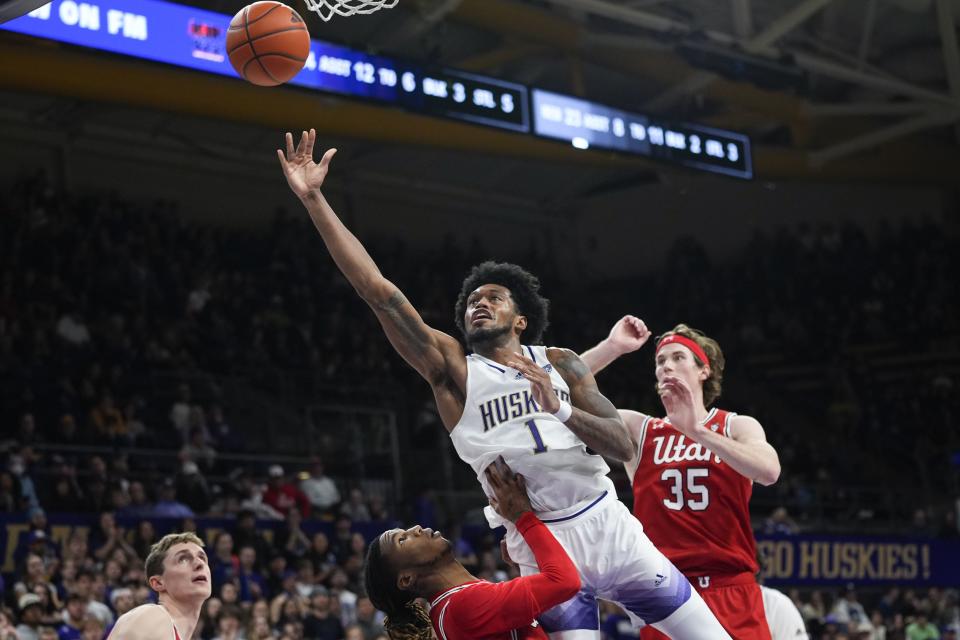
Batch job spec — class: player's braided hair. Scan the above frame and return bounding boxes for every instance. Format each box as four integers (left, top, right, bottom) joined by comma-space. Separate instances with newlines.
658, 324, 725, 406
454, 261, 550, 344
364, 537, 434, 640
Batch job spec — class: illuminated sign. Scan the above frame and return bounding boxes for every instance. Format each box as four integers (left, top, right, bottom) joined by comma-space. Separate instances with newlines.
757, 535, 958, 587
2, 0, 753, 177
2, 0, 529, 132
531, 89, 752, 179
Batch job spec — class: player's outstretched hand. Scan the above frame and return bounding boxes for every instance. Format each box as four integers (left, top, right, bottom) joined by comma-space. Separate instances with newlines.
485, 456, 532, 523
658, 375, 699, 435
506, 352, 560, 413
607, 315, 651, 355
277, 128, 337, 199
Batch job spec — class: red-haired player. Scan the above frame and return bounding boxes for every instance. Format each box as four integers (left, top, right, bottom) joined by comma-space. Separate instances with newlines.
581, 318, 781, 640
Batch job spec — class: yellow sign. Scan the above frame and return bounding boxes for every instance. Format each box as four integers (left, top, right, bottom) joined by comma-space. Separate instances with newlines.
758, 540, 932, 582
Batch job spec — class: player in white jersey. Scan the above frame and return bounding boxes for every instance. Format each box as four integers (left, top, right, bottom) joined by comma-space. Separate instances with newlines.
760, 586, 808, 640
277, 129, 729, 639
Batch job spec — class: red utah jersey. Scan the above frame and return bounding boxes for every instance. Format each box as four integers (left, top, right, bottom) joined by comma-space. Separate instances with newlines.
428, 513, 579, 640
430, 581, 548, 640
632, 408, 758, 578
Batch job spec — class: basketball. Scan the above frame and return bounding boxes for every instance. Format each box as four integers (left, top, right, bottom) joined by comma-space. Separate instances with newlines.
227, 1, 311, 87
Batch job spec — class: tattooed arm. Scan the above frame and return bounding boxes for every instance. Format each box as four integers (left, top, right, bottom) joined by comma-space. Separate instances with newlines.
547, 349, 635, 461
279, 130, 465, 423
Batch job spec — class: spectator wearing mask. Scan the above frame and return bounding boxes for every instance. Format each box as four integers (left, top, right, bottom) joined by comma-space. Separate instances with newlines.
8, 452, 41, 512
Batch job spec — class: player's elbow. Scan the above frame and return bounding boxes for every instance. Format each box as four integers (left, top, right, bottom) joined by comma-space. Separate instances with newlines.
558, 570, 581, 603
611, 442, 634, 462
356, 277, 392, 306
607, 423, 635, 462
755, 458, 781, 486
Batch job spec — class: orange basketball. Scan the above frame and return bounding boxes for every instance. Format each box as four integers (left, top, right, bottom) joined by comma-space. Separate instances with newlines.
227, 1, 310, 87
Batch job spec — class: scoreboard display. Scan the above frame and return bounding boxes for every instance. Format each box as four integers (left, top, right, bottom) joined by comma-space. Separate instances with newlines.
532, 89, 752, 179
2, 0, 751, 178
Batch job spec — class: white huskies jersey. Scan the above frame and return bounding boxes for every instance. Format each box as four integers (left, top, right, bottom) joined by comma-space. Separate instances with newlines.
450, 345, 614, 527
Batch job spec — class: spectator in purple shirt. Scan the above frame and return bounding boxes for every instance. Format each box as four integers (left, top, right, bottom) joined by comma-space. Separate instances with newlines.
151, 480, 194, 519
56, 594, 85, 640
237, 546, 267, 602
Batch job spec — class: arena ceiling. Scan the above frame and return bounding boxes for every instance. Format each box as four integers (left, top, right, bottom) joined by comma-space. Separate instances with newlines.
1, 0, 959, 192
299, 0, 960, 169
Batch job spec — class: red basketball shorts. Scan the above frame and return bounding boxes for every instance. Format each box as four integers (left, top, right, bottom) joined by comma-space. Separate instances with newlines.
640, 573, 771, 640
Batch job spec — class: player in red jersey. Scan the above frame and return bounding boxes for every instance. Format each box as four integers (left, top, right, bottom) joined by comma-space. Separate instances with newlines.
108, 532, 211, 640
364, 457, 580, 640
581, 318, 781, 640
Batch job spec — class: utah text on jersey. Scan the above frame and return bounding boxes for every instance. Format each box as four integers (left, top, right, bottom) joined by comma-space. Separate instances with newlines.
648, 411, 731, 465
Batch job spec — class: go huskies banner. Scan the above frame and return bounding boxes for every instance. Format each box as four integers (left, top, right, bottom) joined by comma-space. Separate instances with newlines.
757, 535, 960, 587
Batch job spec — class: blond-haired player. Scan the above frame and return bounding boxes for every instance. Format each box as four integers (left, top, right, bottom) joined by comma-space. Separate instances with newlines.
581, 317, 781, 639
108, 532, 211, 640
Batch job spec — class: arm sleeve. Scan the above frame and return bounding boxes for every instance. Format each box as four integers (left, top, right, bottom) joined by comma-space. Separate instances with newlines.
441, 513, 580, 636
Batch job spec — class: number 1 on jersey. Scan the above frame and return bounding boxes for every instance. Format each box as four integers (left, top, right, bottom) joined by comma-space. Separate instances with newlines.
524, 420, 548, 454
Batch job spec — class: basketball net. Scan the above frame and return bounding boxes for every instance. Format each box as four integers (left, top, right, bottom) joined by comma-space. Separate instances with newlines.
302, 0, 399, 21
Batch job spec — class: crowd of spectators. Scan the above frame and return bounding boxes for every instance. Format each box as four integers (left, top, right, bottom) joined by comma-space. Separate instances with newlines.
0, 506, 407, 640
0, 505, 958, 640
769, 585, 959, 640
1, 173, 957, 523
1, 173, 959, 638
0, 478, 527, 640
